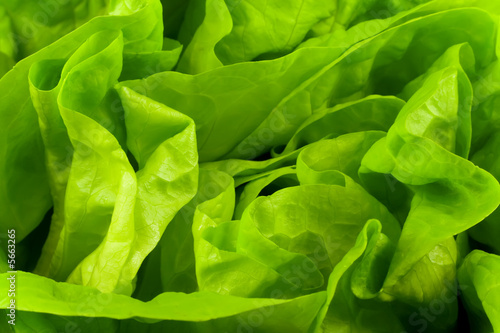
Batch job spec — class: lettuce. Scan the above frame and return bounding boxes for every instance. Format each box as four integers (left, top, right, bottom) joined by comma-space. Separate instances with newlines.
1, 0, 500, 332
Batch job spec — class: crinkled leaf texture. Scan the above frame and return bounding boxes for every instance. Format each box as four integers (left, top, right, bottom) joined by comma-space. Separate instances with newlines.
2, 1, 500, 333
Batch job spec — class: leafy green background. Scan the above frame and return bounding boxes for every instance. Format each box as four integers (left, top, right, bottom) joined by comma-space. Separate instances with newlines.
1, 0, 500, 332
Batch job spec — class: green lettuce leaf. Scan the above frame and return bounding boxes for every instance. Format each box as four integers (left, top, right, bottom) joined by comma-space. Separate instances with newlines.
0, 0, 163, 243
458, 250, 500, 333
360, 63, 500, 290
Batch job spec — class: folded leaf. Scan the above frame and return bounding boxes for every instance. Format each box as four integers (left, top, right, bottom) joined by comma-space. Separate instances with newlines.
361, 64, 500, 289
68, 87, 198, 294
458, 250, 500, 333
31, 29, 127, 280
0, 0, 163, 242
